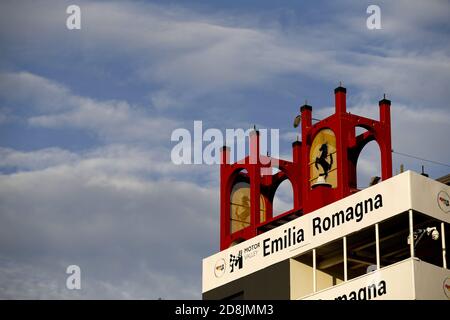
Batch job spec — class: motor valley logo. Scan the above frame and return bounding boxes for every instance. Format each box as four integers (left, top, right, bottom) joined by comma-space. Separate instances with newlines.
243, 242, 260, 260
444, 277, 450, 299
214, 258, 226, 278
437, 190, 450, 213
229, 250, 243, 273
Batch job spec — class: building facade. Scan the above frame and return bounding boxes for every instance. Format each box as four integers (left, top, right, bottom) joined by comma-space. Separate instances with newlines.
203, 171, 450, 299
202, 86, 450, 300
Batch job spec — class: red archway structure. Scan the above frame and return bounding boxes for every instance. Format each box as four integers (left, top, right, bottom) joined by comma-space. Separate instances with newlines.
219, 86, 392, 250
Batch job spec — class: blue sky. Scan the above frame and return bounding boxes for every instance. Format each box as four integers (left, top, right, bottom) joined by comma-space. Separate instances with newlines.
0, 0, 449, 299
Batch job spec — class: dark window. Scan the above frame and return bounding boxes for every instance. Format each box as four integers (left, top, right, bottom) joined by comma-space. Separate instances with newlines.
413, 212, 444, 267
347, 225, 377, 280
379, 212, 410, 267
316, 239, 344, 290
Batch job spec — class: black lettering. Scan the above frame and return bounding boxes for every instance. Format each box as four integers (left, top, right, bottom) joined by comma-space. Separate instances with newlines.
292, 226, 296, 245
263, 238, 270, 256
355, 202, 363, 222
378, 280, 387, 295
297, 228, 304, 243
358, 287, 366, 300
334, 280, 387, 300
311, 194, 383, 237
271, 237, 283, 253
332, 210, 345, 227
364, 198, 373, 212
281, 229, 291, 249
313, 217, 322, 235
323, 217, 331, 231
345, 206, 354, 221
367, 283, 376, 299
374, 194, 383, 209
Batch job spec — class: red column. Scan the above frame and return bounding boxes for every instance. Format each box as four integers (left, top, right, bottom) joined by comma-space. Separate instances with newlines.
220, 146, 230, 250
334, 86, 349, 197
300, 104, 312, 209
292, 140, 302, 164
335, 86, 347, 114
379, 97, 393, 180
249, 130, 261, 230
292, 140, 302, 209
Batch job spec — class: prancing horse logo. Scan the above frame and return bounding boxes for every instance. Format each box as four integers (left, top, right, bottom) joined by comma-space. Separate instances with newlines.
443, 277, 450, 299
315, 143, 333, 180
437, 191, 450, 213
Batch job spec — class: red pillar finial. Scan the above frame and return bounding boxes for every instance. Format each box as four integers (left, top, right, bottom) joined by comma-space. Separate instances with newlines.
334, 85, 347, 114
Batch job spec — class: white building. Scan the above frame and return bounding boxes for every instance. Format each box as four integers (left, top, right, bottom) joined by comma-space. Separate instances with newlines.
202, 171, 450, 300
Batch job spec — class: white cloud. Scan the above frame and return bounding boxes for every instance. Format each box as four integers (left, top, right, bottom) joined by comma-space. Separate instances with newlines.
377, 0, 450, 37
0, 107, 14, 124
27, 97, 178, 143
0, 71, 180, 143
0, 256, 200, 299
3, 0, 449, 109
150, 90, 183, 110
0, 145, 219, 299
76, 1, 450, 107
280, 131, 299, 143
0, 147, 79, 170
0, 72, 72, 112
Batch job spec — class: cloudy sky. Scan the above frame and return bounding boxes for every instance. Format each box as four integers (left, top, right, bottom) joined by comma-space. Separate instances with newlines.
0, 0, 449, 299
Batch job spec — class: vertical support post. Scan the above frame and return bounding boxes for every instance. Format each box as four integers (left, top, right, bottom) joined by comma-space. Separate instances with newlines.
249, 129, 260, 165
441, 222, 447, 269
292, 140, 302, 164
334, 86, 347, 114
379, 97, 393, 180
408, 209, 417, 298
343, 236, 348, 281
249, 130, 261, 229
300, 104, 312, 212
292, 140, 302, 210
409, 210, 415, 258
313, 249, 317, 293
335, 86, 349, 198
375, 223, 380, 269
219, 146, 231, 251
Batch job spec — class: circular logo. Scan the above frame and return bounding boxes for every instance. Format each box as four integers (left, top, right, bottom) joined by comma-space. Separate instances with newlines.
437, 191, 450, 213
214, 259, 226, 278
443, 277, 450, 299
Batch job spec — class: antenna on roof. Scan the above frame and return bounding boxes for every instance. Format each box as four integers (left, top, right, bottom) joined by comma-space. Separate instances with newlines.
421, 165, 429, 177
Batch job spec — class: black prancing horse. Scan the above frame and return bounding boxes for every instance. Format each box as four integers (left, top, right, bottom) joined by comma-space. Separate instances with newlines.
315, 143, 333, 179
